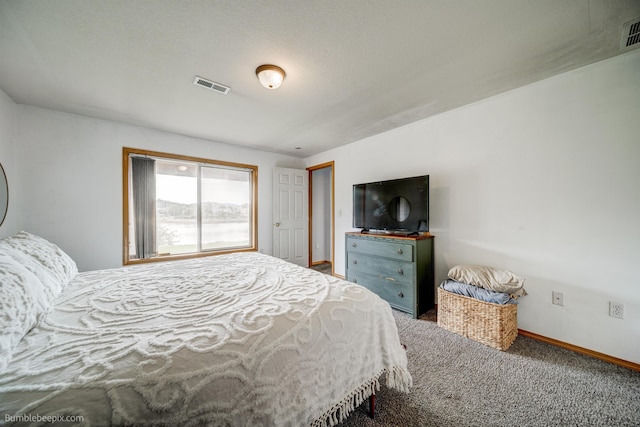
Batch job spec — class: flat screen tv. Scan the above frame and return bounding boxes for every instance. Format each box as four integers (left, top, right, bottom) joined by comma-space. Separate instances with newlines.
353, 175, 429, 234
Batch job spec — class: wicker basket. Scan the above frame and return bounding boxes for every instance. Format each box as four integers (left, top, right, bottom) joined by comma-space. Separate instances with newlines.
437, 288, 518, 351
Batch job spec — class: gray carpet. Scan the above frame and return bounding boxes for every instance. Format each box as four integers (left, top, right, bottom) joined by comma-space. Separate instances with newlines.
310, 262, 332, 275
336, 310, 640, 427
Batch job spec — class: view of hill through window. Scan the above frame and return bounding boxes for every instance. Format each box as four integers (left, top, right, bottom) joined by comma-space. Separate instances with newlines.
155, 166, 251, 255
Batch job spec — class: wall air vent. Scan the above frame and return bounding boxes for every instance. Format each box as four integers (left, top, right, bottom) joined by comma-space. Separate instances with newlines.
621, 17, 640, 50
193, 76, 230, 94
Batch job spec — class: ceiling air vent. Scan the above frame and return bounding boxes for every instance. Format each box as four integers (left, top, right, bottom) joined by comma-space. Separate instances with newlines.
621, 17, 640, 50
193, 76, 230, 94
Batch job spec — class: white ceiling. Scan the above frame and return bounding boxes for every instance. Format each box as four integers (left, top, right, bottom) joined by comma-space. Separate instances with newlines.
1, 1, 639, 158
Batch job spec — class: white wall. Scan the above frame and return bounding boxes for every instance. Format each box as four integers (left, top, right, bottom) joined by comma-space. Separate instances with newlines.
0, 87, 17, 238
305, 50, 640, 364
14, 106, 304, 271
311, 167, 331, 263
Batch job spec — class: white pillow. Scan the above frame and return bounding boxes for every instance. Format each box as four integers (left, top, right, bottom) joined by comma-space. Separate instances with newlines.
0, 243, 64, 302
0, 231, 77, 294
448, 264, 527, 297
0, 253, 50, 373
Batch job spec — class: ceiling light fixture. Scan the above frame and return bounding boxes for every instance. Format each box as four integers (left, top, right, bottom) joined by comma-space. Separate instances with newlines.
256, 64, 286, 89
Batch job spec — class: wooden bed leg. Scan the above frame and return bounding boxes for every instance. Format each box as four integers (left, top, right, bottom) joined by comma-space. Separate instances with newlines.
369, 393, 375, 418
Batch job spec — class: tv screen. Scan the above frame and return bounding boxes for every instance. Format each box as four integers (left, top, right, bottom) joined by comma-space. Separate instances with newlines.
353, 175, 429, 233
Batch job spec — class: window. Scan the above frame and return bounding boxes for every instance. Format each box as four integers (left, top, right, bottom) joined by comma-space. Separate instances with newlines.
123, 147, 257, 264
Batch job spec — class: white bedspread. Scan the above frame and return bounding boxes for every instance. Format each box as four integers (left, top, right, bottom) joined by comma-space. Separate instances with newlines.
0, 252, 411, 426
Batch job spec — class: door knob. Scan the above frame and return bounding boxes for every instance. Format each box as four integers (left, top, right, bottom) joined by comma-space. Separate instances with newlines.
275, 222, 280, 227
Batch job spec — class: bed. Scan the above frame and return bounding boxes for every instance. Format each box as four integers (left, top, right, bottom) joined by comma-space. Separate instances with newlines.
0, 232, 412, 426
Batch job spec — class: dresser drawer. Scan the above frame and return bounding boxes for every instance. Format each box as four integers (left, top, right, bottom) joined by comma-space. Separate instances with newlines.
348, 270, 413, 313
347, 252, 413, 285
346, 236, 413, 262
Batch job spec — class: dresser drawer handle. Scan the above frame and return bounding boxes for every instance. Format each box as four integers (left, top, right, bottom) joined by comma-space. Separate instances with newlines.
352, 242, 357, 247
353, 259, 358, 265
398, 292, 404, 298
397, 248, 403, 254
353, 278, 358, 284
398, 268, 404, 275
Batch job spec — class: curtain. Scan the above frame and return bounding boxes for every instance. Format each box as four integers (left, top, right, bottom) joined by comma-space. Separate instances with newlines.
131, 157, 157, 259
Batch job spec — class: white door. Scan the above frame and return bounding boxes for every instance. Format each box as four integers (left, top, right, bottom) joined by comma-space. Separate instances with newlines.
273, 167, 309, 266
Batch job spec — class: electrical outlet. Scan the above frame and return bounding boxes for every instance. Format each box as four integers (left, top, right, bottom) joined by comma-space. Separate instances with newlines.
609, 302, 624, 319
552, 291, 564, 306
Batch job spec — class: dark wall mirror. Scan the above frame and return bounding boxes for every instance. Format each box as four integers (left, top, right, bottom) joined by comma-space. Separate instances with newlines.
0, 163, 7, 227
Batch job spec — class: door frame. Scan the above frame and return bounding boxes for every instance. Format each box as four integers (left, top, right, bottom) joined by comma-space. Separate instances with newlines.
307, 161, 335, 275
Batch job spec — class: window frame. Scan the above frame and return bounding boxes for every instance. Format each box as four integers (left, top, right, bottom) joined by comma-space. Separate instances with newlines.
122, 147, 258, 265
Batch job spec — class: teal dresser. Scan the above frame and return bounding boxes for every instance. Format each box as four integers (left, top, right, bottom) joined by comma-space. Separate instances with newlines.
345, 232, 434, 318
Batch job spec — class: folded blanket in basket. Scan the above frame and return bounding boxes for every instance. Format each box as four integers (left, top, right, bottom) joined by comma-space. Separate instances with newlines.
447, 265, 527, 297
440, 279, 518, 305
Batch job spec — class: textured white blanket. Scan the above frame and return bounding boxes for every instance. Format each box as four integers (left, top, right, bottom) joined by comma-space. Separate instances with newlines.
0, 252, 411, 426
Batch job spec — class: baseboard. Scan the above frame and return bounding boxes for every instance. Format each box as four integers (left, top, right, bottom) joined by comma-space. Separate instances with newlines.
360, 289, 638, 371
430, 302, 637, 371
518, 329, 640, 372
